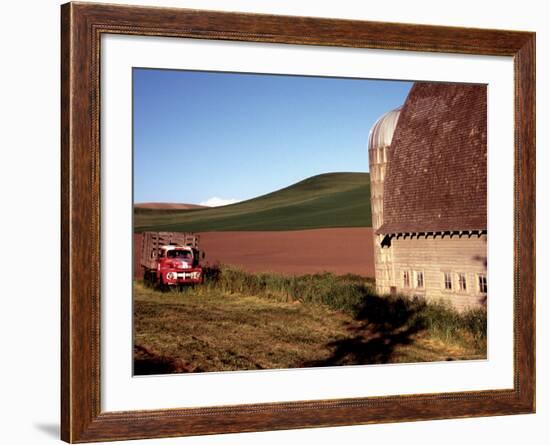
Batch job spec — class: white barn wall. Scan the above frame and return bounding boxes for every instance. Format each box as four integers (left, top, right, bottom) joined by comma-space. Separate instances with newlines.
388, 234, 487, 310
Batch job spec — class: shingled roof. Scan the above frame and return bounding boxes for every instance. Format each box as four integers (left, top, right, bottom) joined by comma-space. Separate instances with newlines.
378, 82, 487, 235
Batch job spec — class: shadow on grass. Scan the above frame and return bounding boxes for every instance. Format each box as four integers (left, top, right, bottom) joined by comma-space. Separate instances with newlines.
134, 345, 202, 375
134, 269, 486, 372
303, 294, 428, 367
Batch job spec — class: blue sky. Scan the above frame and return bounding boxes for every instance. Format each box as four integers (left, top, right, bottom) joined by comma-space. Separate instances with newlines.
133, 68, 412, 205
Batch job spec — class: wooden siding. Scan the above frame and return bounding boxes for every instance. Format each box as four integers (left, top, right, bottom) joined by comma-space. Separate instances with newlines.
384, 233, 487, 310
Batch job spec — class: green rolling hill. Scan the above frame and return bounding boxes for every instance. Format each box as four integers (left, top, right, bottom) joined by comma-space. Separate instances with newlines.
134, 172, 371, 232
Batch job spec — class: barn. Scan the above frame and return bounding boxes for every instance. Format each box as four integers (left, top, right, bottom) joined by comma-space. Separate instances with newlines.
368, 82, 487, 310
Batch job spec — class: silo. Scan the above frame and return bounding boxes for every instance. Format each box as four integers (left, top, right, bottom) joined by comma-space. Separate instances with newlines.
368, 107, 401, 294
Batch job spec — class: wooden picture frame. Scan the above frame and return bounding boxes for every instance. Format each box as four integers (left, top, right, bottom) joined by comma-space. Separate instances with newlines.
61, 2, 535, 442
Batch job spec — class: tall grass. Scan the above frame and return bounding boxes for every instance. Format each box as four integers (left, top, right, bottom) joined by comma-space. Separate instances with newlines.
192, 265, 487, 351
199, 265, 376, 314
419, 302, 487, 349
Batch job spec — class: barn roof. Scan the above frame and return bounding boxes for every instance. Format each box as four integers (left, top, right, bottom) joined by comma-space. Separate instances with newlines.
377, 82, 487, 235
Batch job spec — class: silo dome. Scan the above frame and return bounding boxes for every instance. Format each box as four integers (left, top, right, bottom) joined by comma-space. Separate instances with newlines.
368, 107, 401, 150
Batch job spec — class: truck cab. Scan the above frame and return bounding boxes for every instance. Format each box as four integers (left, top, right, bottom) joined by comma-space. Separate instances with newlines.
156, 245, 203, 285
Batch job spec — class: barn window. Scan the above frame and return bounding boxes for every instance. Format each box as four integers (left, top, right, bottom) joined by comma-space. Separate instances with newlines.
403, 270, 410, 288
478, 274, 487, 294
415, 271, 424, 289
443, 272, 453, 290
457, 273, 467, 292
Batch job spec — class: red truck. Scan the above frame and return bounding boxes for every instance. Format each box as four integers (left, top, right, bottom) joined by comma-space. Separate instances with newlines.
140, 232, 205, 287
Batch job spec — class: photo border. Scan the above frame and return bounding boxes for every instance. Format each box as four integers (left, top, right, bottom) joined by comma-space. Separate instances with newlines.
61, 2, 535, 442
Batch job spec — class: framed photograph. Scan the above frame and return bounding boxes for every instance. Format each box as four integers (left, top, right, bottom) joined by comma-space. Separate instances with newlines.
61, 2, 535, 442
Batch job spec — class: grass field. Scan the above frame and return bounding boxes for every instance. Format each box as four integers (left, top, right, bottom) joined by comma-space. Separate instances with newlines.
134, 172, 371, 232
133, 268, 486, 374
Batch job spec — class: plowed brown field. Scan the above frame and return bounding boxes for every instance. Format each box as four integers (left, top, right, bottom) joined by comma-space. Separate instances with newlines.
134, 228, 374, 278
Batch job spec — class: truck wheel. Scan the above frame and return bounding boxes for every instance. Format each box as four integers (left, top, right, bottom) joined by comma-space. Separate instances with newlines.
157, 275, 166, 292
143, 270, 152, 286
